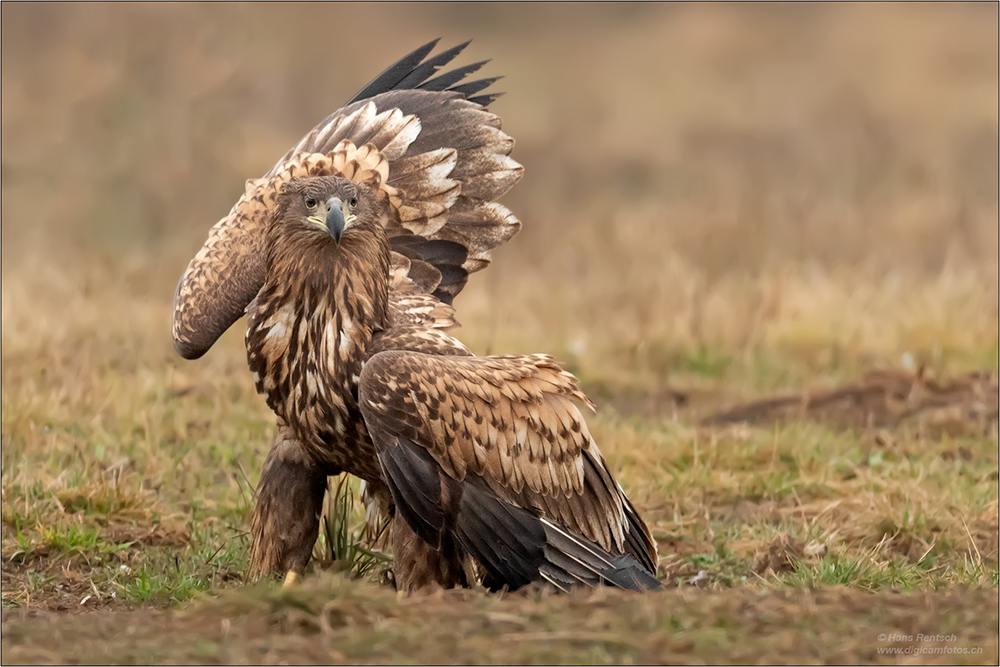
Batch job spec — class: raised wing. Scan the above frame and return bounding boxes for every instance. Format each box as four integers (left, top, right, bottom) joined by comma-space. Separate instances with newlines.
358, 350, 659, 592
173, 41, 522, 360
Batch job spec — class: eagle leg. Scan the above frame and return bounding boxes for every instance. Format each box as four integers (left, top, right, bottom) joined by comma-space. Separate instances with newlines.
248, 425, 333, 583
390, 512, 472, 593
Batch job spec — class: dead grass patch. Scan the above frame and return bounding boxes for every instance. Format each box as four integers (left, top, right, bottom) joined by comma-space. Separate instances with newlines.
2, 574, 997, 664
702, 367, 998, 436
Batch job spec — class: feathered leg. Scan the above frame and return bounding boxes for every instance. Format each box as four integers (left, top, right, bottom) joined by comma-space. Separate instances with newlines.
248, 423, 333, 584
391, 513, 472, 593
360, 479, 393, 548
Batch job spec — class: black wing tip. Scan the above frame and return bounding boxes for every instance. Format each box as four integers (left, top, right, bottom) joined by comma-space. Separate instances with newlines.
413, 38, 445, 59
468, 92, 504, 106
448, 76, 503, 98
347, 38, 440, 104
349, 39, 503, 107
542, 552, 661, 593
420, 60, 493, 92
432, 39, 473, 62
600, 556, 662, 592
457, 482, 660, 594
395, 40, 471, 90
538, 519, 661, 593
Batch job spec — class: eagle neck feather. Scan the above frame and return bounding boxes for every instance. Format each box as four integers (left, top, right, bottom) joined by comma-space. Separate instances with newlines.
247, 228, 390, 473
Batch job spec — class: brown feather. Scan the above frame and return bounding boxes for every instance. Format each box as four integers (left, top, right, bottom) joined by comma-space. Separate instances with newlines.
357, 350, 658, 573
175, 44, 657, 591
174, 83, 522, 360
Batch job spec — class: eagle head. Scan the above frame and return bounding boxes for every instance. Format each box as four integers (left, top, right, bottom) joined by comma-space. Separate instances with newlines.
271, 176, 385, 249
262, 175, 392, 324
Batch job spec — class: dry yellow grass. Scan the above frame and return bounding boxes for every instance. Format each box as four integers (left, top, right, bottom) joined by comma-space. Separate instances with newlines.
2, 3, 997, 664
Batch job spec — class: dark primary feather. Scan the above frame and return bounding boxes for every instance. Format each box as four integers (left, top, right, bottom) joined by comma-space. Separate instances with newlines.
462, 481, 660, 593
538, 520, 661, 593
396, 41, 473, 90
622, 497, 659, 575
347, 40, 503, 108
448, 77, 503, 99
376, 430, 658, 593
420, 60, 490, 91
454, 474, 546, 591
467, 92, 503, 107
379, 436, 446, 548
347, 39, 441, 104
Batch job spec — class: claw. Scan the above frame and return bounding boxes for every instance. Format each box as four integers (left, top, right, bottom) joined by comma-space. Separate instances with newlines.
282, 570, 299, 588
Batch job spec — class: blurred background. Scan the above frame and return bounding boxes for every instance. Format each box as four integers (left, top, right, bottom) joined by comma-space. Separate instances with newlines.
2, 3, 997, 392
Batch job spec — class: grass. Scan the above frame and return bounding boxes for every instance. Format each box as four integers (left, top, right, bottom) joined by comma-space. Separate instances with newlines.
2, 576, 997, 665
2, 3, 998, 664
311, 477, 393, 583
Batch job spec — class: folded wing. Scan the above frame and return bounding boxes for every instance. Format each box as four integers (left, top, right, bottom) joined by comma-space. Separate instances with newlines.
358, 350, 659, 592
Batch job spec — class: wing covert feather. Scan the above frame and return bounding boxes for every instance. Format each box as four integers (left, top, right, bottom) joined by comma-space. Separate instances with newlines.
173, 43, 522, 359
358, 350, 658, 573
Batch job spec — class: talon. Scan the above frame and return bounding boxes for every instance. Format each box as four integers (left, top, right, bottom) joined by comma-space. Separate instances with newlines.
282, 570, 299, 588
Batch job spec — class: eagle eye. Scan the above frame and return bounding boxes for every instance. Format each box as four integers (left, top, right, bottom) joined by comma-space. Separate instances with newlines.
305, 197, 318, 209
349, 196, 358, 208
